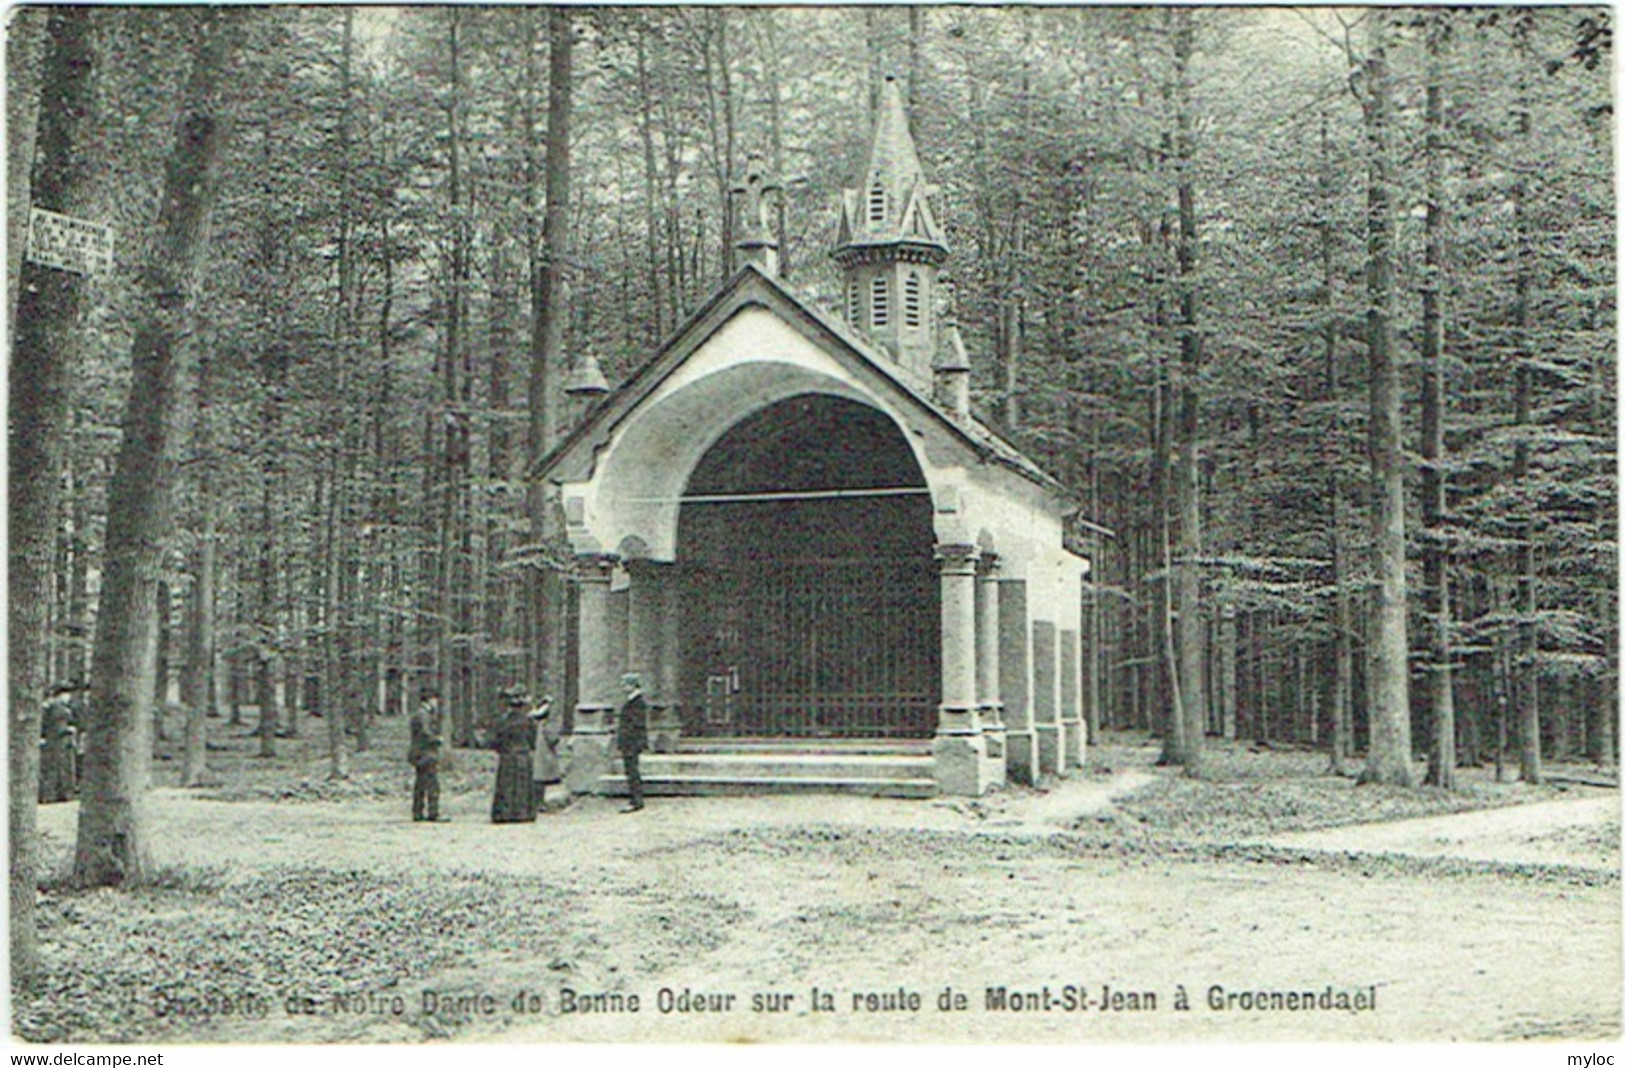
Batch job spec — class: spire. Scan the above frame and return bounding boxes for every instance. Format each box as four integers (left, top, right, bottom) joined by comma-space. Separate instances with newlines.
863, 75, 926, 205
836, 75, 948, 255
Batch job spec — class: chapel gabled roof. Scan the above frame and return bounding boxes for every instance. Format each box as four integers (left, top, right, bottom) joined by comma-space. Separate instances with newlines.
530, 263, 1071, 506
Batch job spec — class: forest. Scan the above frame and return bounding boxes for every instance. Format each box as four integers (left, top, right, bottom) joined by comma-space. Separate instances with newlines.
6, 4, 1615, 980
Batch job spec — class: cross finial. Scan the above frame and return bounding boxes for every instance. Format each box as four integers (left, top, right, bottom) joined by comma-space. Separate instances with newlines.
731, 151, 781, 275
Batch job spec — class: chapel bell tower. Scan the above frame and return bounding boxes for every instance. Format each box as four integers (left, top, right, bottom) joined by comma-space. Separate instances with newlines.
832, 75, 949, 379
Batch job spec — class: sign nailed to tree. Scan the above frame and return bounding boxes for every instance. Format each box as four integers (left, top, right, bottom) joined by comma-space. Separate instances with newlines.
26, 206, 114, 275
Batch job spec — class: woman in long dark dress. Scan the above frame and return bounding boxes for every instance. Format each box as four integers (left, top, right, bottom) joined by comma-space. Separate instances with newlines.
491, 687, 537, 823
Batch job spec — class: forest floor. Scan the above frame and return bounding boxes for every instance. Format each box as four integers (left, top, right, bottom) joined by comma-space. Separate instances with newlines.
13, 719, 1620, 1045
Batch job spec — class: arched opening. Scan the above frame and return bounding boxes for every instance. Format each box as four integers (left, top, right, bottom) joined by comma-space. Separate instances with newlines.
677, 393, 939, 738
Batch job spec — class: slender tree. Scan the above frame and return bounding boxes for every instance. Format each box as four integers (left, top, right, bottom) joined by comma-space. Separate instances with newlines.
9, 2, 95, 981
1355, 11, 1413, 786
74, 8, 241, 887
527, 7, 575, 702
1420, 10, 1457, 789
1509, 13, 1542, 786
1169, 6, 1206, 769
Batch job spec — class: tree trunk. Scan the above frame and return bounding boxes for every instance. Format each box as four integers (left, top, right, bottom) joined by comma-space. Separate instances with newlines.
1168, 7, 1205, 770
908, 7, 924, 114
864, 8, 882, 128
634, 27, 664, 339
1152, 363, 1181, 757
74, 8, 239, 887
328, 6, 358, 775
1086, 416, 1105, 742
529, 5, 572, 475
182, 347, 218, 787
1317, 110, 1354, 776
1421, 11, 1456, 789
528, 7, 575, 705
9, 2, 94, 980
1356, 16, 1414, 787
759, 11, 790, 277
1511, 20, 1541, 786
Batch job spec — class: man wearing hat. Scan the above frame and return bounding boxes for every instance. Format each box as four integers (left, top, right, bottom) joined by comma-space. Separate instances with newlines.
616, 673, 649, 813
408, 686, 443, 822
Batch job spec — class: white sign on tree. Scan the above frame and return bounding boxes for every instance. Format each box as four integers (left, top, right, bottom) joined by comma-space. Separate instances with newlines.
26, 206, 114, 275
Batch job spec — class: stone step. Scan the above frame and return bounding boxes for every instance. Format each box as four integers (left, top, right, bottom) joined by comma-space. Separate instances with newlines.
599, 773, 938, 799
636, 753, 934, 781
672, 738, 931, 756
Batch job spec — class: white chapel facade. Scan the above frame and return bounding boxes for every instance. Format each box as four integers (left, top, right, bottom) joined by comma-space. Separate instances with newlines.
533, 77, 1089, 796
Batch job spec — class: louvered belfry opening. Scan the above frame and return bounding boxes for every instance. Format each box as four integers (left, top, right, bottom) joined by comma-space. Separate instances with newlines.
677, 393, 939, 739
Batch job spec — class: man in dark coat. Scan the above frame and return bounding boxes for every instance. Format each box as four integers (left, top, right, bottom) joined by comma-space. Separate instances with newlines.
616, 673, 648, 813
409, 686, 443, 822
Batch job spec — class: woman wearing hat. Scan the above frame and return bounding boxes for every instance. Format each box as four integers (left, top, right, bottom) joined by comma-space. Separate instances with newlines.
491, 686, 538, 823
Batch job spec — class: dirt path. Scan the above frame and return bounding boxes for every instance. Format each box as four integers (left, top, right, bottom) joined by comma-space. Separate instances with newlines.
1264, 794, 1620, 872
27, 772, 1619, 1044
34, 772, 1157, 883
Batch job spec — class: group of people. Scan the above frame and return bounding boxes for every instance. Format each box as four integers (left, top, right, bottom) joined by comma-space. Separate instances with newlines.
406, 673, 650, 823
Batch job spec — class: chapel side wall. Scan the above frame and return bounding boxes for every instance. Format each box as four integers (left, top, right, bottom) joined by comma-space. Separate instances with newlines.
968, 483, 1086, 776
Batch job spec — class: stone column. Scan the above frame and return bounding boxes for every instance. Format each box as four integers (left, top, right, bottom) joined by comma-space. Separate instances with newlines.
658, 567, 684, 749
975, 552, 1006, 786
1032, 621, 1062, 779
934, 543, 987, 795
608, 574, 630, 682
565, 553, 618, 794
1060, 628, 1083, 769
627, 559, 681, 753
999, 578, 1035, 785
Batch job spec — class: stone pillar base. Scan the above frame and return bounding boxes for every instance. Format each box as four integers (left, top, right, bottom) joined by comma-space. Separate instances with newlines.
1063, 718, 1087, 770
650, 703, 682, 754
980, 724, 1008, 789
1005, 728, 1039, 786
1035, 723, 1064, 779
979, 705, 1006, 758
933, 730, 990, 797
565, 706, 615, 795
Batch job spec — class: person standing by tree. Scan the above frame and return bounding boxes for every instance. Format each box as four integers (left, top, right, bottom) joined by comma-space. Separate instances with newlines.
408, 688, 442, 822
38, 686, 81, 804
617, 673, 648, 813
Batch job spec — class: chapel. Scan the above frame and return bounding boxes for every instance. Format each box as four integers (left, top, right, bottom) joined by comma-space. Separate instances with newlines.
532, 77, 1089, 796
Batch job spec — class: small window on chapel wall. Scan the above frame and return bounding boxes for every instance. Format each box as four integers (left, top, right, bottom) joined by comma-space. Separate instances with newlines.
904, 272, 921, 328
868, 185, 885, 223
871, 276, 889, 328
847, 279, 860, 325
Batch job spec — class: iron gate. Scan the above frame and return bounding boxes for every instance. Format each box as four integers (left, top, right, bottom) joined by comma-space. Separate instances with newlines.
681, 559, 938, 738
